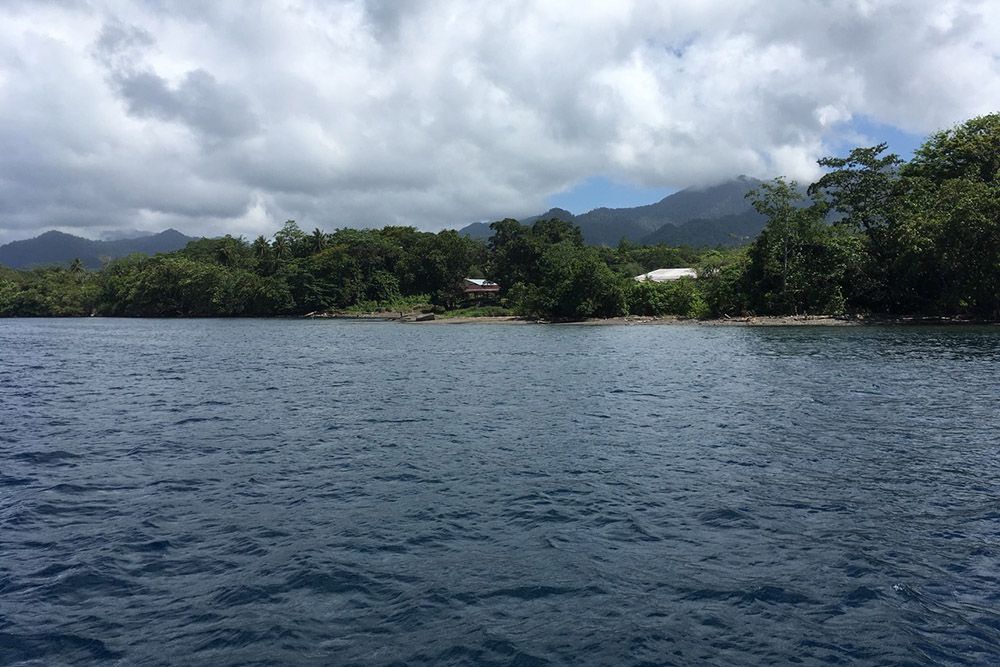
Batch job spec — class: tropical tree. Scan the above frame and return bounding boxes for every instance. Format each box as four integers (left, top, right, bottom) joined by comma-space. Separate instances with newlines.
252, 235, 271, 260
744, 178, 854, 314
310, 228, 327, 255
274, 220, 308, 257
695, 249, 749, 317
272, 236, 292, 262
808, 143, 903, 239
504, 234, 629, 319
906, 113, 1000, 185
215, 236, 241, 268
807, 144, 904, 310
745, 178, 808, 302
397, 229, 486, 306
894, 113, 1000, 315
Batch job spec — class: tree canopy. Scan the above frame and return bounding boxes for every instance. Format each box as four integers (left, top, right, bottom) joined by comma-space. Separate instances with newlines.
3, 112, 1000, 320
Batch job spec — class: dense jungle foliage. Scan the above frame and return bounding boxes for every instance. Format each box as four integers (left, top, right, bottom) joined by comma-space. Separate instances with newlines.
2, 113, 999, 320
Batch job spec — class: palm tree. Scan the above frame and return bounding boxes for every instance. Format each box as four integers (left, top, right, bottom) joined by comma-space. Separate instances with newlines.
273, 236, 291, 261
310, 228, 327, 255
252, 235, 271, 261
69, 258, 85, 283
216, 243, 237, 268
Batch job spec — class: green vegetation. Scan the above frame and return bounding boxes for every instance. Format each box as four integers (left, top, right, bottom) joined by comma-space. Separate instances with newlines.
2, 113, 1000, 320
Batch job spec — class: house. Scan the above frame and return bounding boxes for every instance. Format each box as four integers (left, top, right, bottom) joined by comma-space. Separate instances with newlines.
634, 268, 698, 282
463, 278, 500, 302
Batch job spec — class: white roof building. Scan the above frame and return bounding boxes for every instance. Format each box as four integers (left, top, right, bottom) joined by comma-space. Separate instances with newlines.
634, 268, 698, 282
463, 278, 498, 287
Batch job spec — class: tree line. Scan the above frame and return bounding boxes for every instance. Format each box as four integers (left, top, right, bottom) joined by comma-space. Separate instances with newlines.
734, 112, 1000, 318
2, 113, 998, 320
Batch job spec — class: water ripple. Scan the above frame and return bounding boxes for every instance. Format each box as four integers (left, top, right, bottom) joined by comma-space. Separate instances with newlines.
1, 319, 999, 666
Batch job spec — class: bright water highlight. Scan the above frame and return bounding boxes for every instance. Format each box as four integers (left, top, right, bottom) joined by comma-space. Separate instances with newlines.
2, 319, 999, 666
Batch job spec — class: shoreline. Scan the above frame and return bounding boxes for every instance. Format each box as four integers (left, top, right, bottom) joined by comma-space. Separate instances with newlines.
316, 313, 999, 327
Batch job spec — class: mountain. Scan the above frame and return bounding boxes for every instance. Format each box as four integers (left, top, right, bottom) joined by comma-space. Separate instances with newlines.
520, 207, 576, 226
458, 176, 771, 247
0, 229, 198, 269
459, 208, 577, 242
640, 210, 766, 247
455, 221, 494, 242
99, 228, 156, 241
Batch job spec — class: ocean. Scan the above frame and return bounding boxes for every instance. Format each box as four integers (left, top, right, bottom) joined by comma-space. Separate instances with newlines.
2, 318, 999, 666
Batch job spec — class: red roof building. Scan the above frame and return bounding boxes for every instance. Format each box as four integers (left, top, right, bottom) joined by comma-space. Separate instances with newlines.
463, 278, 500, 302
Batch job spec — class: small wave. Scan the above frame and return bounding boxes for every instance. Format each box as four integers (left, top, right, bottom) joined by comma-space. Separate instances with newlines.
374, 472, 443, 484
34, 502, 108, 517
13, 450, 80, 465
359, 417, 430, 424
0, 473, 35, 487
284, 568, 376, 596
477, 585, 585, 601
128, 539, 173, 553
739, 585, 816, 605
844, 585, 882, 606
211, 585, 279, 607
147, 479, 201, 492
423, 638, 552, 667
43, 483, 93, 494
172, 415, 232, 425
680, 587, 737, 602
193, 628, 268, 652
725, 458, 768, 468
0, 631, 124, 663
697, 507, 758, 528
680, 584, 815, 606
34, 567, 141, 603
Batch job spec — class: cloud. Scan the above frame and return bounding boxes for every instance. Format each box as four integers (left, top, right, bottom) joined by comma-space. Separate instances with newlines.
114, 68, 260, 140
0, 0, 999, 244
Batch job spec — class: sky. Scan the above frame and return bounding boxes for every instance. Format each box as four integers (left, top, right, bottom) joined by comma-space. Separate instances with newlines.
1, 1, 999, 245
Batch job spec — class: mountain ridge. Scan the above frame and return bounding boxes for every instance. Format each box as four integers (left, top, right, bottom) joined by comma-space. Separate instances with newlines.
2, 176, 781, 269
0, 229, 197, 269
459, 176, 773, 247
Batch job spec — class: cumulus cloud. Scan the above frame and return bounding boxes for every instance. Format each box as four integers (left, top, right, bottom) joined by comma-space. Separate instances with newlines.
0, 0, 998, 243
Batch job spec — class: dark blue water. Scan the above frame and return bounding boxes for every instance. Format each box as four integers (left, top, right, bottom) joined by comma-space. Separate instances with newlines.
2, 319, 999, 666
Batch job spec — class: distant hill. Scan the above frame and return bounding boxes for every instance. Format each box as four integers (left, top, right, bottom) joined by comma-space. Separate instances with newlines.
640, 210, 766, 247
520, 207, 576, 227
455, 221, 495, 242
459, 176, 777, 247
0, 229, 198, 269
459, 208, 578, 243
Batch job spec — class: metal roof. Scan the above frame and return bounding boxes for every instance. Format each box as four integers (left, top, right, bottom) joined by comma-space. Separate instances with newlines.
633, 268, 698, 282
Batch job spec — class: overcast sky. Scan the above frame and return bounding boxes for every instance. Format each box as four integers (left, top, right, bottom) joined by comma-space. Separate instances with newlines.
1, 0, 998, 244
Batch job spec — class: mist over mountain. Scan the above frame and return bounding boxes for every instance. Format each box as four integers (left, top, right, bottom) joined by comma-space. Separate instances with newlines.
99, 229, 157, 242
0, 229, 197, 269
458, 176, 774, 247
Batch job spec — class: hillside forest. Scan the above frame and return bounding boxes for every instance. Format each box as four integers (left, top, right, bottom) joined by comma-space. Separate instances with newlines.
2, 113, 999, 320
